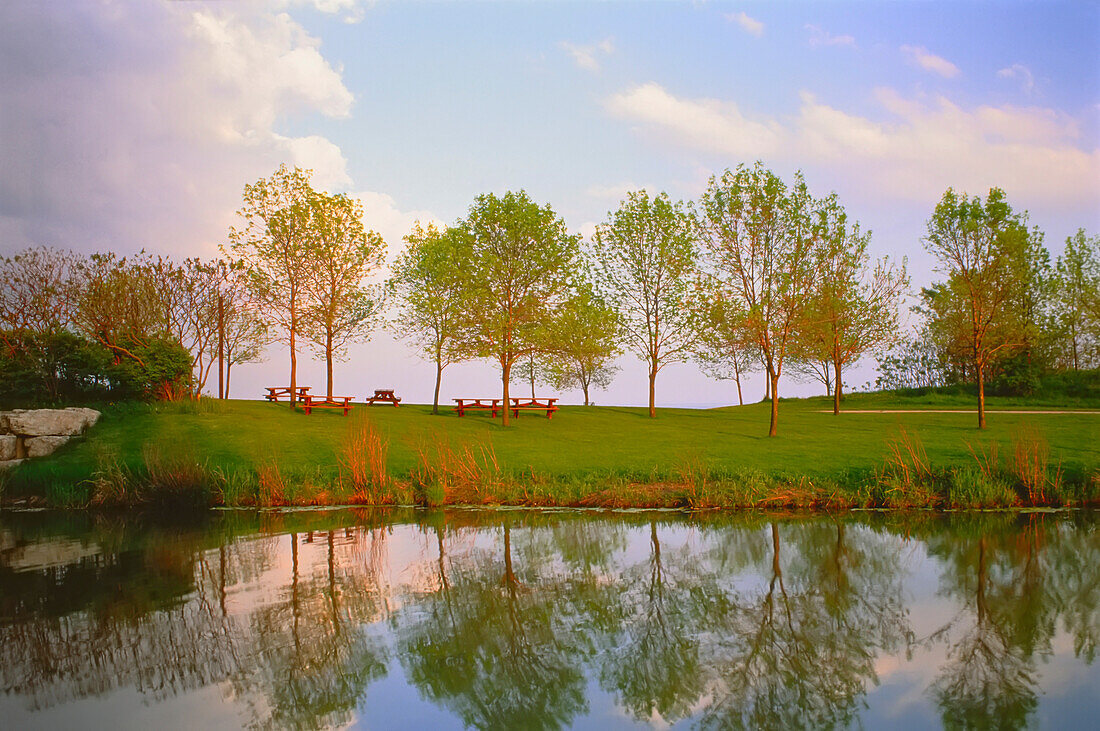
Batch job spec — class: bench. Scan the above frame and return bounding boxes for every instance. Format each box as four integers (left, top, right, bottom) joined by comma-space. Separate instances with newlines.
509, 397, 559, 419
453, 398, 501, 417
265, 386, 311, 402
301, 395, 354, 416
365, 388, 401, 406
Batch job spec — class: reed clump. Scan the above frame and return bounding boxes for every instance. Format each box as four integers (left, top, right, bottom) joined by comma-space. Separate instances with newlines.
409, 430, 500, 506
339, 412, 391, 503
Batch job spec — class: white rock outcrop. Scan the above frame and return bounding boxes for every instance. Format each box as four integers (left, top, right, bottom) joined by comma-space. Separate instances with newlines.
7, 408, 99, 437
0, 407, 100, 469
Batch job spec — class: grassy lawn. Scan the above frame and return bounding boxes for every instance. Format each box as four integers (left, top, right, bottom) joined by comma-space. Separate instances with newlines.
5, 393, 1099, 509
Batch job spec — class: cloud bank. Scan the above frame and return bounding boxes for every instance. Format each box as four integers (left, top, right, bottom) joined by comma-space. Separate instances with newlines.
605, 82, 1100, 207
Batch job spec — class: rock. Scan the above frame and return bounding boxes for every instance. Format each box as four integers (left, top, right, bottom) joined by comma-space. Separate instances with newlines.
0, 435, 16, 461
7, 408, 99, 437
0, 412, 9, 434
24, 435, 70, 458
0, 459, 24, 471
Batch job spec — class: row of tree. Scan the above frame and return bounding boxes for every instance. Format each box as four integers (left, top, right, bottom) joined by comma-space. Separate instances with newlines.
391, 162, 907, 434
6, 162, 1095, 432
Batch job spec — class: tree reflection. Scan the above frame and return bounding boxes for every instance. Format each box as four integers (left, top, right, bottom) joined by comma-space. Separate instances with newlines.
598, 519, 705, 724
397, 519, 587, 729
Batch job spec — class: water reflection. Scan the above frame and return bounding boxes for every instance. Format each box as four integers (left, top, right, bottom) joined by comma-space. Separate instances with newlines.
0, 509, 1096, 729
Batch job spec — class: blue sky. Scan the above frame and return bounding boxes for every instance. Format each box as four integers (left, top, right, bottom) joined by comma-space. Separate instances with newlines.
1, 1, 1098, 405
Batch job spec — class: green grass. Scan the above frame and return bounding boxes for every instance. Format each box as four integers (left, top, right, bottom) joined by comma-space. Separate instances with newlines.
5, 393, 1099, 510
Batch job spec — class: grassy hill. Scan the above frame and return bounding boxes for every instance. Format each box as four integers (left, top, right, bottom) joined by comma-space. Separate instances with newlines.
4, 393, 1099, 510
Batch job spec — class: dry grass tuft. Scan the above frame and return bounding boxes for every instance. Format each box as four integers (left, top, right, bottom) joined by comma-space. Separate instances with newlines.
339, 412, 390, 503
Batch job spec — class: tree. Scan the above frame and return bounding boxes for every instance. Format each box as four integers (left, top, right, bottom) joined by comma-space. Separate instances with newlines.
922, 188, 1037, 428
800, 195, 908, 414
391, 223, 470, 414
699, 163, 818, 437
225, 165, 318, 407
590, 190, 699, 418
216, 260, 271, 399
0, 247, 80, 339
541, 288, 621, 406
301, 191, 386, 400
690, 280, 756, 406
1053, 229, 1100, 371
451, 191, 581, 427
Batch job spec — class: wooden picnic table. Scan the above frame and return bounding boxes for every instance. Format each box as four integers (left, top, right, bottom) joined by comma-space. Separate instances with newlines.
453, 398, 501, 417
301, 395, 354, 416
453, 397, 559, 419
365, 388, 402, 406
509, 397, 559, 419
265, 386, 311, 402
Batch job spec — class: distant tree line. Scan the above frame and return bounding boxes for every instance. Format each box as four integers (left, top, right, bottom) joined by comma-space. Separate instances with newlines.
5, 162, 1095, 433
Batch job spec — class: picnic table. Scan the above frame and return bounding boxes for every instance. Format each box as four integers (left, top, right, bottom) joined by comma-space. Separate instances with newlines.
365, 389, 402, 406
453, 397, 559, 419
453, 398, 502, 417
265, 386, 311, 402
301, 395, 354, 416
509, 397, 559, 419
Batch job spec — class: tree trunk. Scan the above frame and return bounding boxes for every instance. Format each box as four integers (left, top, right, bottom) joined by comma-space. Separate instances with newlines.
977, 362, 986, 430
289, 300, 298, 408
583, 383, 590, 407
501, 359, 511, 427
648, 361, 657, 418
225, 361, 232, 399
768, 371, 780, 437
763, 375, 771, 401
833, 357, 842, 416
433, 360, 443, 415
530, 367, 535, 399
217, 294, 225, 399
326, 328, 334, 400
734, 359, 743, 406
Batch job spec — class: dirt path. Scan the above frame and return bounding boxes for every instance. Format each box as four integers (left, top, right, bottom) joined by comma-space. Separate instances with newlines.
818, 409, 1100, 414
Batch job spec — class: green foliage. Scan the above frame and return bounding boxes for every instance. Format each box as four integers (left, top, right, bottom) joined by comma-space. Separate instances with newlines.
590, 189, 699, 416
105, 335, 193, 401
390, 222, 471, 412
0, 329, 112, 407
450, 190, 582, 424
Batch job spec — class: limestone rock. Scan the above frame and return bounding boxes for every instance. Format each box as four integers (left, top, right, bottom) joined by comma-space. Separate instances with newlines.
24, 435, 70, 458
0, 459, 24, 471
0, 435, 16, 461
0, 412, 9, 434
7, 408, 99, 437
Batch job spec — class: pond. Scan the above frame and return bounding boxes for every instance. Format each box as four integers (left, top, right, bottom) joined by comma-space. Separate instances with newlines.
1, 507, 1097, 729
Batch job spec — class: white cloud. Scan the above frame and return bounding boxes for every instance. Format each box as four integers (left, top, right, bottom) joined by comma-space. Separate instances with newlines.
585, 182, 646, 201
603, 82, 1100, 207
726, 11, 764, 37
997, 63, 1037, 95
277, 0, 372, 24
560, 37, 615, 71
349, 190, 440, 251
900, 45, 960, 78
606, 83, 782, 158
805, 24, 855, 48
272, 134, 352, 189
0, 4, 358, 258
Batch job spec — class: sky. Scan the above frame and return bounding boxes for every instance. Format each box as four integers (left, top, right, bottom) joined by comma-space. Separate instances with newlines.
1, 0, 1098, 407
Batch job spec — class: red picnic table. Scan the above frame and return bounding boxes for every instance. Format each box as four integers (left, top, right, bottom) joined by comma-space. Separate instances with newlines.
365, 388, 402, 406
453, 398, 501, 417
265, 386, 311, 402
301, 394, 355, 416
453, 397, 559, 419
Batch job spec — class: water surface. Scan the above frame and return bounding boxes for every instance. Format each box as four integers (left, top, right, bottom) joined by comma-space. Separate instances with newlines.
1, 508, 1097, 729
